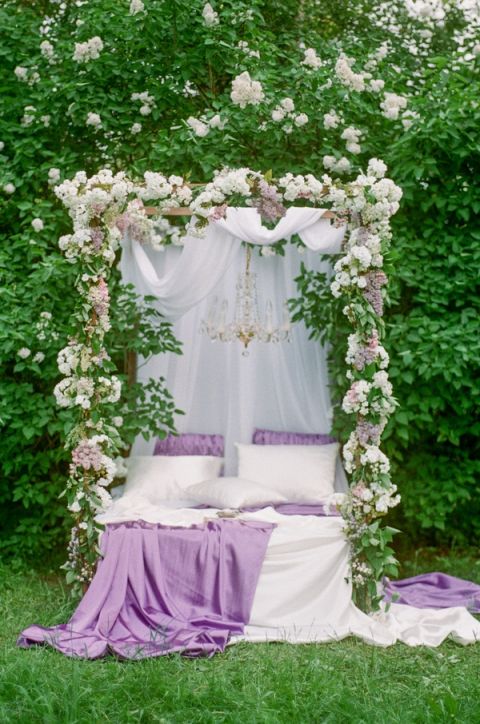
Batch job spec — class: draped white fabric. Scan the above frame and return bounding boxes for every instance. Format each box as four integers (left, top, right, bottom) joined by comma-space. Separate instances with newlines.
120, 208, 348, 486
120, 207, 345, 319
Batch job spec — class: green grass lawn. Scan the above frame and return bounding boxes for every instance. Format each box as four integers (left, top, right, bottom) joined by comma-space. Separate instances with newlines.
1, 549, 480, 724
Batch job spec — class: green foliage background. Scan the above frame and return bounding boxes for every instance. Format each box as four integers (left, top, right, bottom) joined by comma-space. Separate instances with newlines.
0, 0, 479, 559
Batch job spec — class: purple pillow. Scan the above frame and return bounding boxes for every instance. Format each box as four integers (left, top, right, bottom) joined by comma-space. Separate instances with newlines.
252, 428, 336, 446
154, 433, 224, 457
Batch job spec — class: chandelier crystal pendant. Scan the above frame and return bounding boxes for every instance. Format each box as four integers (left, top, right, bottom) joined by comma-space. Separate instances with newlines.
201, 244, 292, 355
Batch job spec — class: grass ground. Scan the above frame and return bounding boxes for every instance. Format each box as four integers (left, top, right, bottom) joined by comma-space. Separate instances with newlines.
1, 549, 480, 724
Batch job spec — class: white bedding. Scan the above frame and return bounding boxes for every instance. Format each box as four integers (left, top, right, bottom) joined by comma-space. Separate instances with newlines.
97, 496, 480, 647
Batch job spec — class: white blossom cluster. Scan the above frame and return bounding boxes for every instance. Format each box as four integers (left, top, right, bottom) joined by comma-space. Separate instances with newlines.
323, 108, 343, 129
342, 372, 395, 417
21, 106, 37, 127
202, 2, 219, 26
40, 39, 55, 61
331, 231, 384, 299
186, 113, 226, 138
380, 92, 408, 120
346, 478, 400, 519
230, 71, 264, 108
335, 54, 366, 92
86, 112, 102, 129
345, 331, 389, 372
271, 97, 308, 133
277, 172, 325, 203
73, 36, 104, 63
129, 0, 145, 16
190, 167, 259, 220
341, 126, 363, 155
58, 341, 109, 376
131, 91, 156, 116
323, 156, 351, 175
54, 374, 121, 410
138, 172, 192, 207
14, 66, 40, 85
301, 47, 322, 69
237, 41, 260, 59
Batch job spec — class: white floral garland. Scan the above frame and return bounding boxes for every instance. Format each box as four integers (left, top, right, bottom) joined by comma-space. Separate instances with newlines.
54, 164, 402, 608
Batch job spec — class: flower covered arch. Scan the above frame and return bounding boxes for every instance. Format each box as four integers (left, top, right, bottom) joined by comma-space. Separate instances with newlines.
54, 163, 402, 609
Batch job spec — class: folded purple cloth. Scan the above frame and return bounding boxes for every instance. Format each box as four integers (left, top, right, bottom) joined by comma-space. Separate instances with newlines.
18, 519, 275, 659
154, 433, 224, 457
384, 572, 480, 613
252, 428, 336, 446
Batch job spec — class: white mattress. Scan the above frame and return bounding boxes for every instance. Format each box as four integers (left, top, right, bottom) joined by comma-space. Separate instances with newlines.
97, 496, 480, 647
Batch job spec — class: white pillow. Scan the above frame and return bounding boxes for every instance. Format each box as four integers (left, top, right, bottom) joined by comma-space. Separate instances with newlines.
124, 455, 223, 504
236, 443, 339, 503
185, 476, 288, 510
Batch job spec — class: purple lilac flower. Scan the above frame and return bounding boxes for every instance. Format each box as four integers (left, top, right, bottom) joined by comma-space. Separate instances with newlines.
254, 180, 287, 223
90, 228, 104, 250
356, 419, 383, 446
72, 441, 104, 471
89, 278, 110, 317
362, 271, 387, 315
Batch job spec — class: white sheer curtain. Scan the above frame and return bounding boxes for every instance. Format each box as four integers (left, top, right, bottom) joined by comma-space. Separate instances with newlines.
120, 208, 348, 490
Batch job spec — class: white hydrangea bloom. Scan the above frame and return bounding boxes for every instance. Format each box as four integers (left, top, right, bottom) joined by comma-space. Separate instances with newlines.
380, 92, 408, 120
346, 142, 362, 155
367, 158, 388, 178
3, 183, 15, 194
48, 167, 61, 184
294, 113, 308, 127
73, 36, 104, 63
129, 0, 145, 15
14, 66, 28, 81
302, 47, 322, 69
33, 352, 45, 363
17, 348, 31, 359
323, 109, 341, 129
335, 54, 366, 91
40, 40, 55, 59
341, 126, 362, 143
369, 79, 385, 93
335, 157, 351, 174
21, 106, 36, 126
31, 218, 44, 232
202, 2, 219, 25
209, 114, 226, 129
187, 117, 210, 137
86, 112, 102, 128
230, 71, 264, 108
130, 122, 142, 134
280, 97, 295, 112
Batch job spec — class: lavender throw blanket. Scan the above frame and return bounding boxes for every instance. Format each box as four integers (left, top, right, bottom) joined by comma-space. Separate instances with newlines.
18, 519, 275, 659
384, 572, 480, 613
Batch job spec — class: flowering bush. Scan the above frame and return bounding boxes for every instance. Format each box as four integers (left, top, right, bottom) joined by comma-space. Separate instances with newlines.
1, 0, 479, 574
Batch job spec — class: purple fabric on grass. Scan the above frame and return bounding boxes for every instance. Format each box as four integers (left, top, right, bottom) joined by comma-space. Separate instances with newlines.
17, 519, 274, 659
252, 428, 336, 446
384, 572, 480, 613
154, 433, 224, 457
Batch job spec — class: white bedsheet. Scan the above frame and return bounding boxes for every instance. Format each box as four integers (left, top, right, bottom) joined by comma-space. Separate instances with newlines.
97, 497, 480, 648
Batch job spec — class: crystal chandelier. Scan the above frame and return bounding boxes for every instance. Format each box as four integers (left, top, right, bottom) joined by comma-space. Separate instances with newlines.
201, 245, 292, 355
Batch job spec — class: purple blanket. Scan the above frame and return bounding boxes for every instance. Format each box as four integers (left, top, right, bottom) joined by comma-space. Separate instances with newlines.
18, 519, 275, 659
384, 572, 480, 613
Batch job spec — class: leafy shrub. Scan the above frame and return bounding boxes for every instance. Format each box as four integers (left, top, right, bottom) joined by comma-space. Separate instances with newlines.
0, 0, 479, 558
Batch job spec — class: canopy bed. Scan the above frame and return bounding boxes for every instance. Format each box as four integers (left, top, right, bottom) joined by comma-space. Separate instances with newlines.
18, 167, 480, 658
